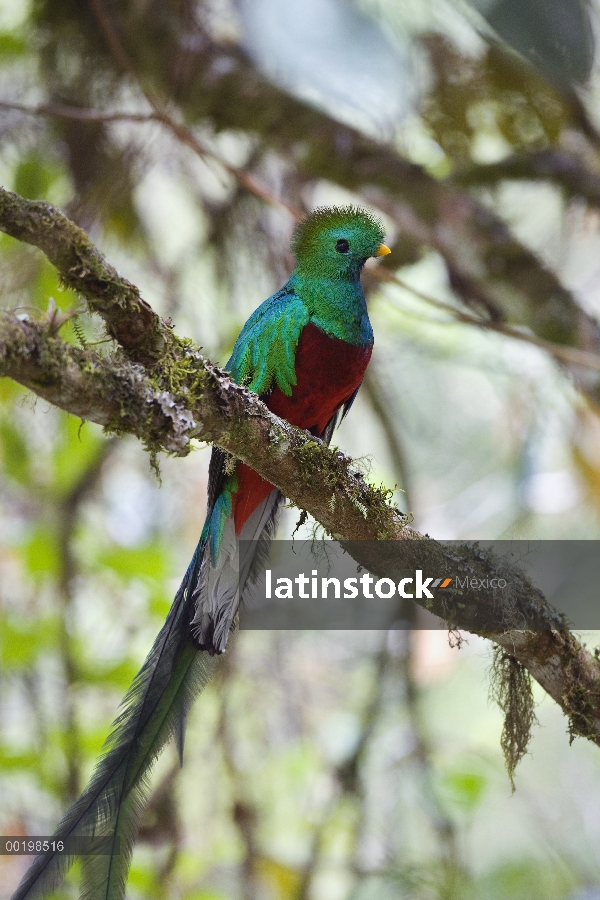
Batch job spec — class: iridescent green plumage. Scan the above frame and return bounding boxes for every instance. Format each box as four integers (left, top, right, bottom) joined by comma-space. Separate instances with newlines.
228, 206, 385, 396
229, 290, 309, 396
11, 205, 388, 900
291, 205, 385, 275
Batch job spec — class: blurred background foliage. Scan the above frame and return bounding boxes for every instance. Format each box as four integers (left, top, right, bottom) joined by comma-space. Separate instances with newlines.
3, 0, 600, 897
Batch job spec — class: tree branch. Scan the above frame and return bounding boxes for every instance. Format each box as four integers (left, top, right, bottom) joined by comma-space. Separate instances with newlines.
0, 187, 170, 364
1, 189, 600, 752
372, 266, 600, 374
454, 148, 600, 210
0, 318, 598, 749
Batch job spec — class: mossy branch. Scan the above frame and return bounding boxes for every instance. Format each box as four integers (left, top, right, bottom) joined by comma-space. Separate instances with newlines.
0, 187, 173, 365
2, 190, 600, 770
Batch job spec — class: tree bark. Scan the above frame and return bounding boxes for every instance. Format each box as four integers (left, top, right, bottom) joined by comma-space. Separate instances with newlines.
1, 186, 600, 749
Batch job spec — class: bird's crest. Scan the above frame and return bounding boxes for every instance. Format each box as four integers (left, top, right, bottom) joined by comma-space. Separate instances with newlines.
291, 205, 385, 260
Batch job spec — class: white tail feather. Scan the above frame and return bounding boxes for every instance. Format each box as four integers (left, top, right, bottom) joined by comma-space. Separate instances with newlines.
191, 489, 282, 651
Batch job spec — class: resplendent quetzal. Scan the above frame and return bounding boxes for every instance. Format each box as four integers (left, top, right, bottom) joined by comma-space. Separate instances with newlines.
12, 206, 390, 900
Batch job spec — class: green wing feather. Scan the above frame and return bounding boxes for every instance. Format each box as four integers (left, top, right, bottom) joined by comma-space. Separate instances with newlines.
228, 288, 309, 397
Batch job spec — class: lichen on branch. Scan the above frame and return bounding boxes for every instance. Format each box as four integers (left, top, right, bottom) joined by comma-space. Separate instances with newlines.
0, 186, 171, 364
1, 187, 600, 774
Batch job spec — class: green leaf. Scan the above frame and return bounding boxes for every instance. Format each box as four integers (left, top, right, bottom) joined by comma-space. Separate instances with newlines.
0, 419, 30, 483
0, 379, 26, 403
31, 258, 78, 312
50, 414, 105, 497
184, 893, 229, 900
0, 747, 40, 770
22, 524, 61, 580
14, 152, 62, 201
0, 614, 60, 668
76, 657, 139, 690
442, 768, 487, 811
97, 543, 169, 582
477, 861, 575, 900
0, 31, 27, 59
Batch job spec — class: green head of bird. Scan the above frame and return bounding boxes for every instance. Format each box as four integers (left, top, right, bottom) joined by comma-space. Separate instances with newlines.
291, 206, 390, 279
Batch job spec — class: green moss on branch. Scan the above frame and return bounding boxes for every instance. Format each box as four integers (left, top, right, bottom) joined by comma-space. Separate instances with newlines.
0, 187, 171, 364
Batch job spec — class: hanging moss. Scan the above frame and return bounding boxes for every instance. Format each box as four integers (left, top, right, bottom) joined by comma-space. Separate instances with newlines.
489, 646, 538, 791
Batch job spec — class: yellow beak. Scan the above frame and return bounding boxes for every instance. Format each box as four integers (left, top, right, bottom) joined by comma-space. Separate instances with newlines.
375, 244, 391, 257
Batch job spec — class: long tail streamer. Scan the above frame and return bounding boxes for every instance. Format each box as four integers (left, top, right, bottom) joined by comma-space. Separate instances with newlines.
11, 546, 217, 900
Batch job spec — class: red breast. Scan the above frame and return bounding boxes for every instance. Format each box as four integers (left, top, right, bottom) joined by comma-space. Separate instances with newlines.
232, 322, 373, 532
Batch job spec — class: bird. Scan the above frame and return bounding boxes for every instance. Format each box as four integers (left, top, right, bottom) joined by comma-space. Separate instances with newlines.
11, 205, 390, 900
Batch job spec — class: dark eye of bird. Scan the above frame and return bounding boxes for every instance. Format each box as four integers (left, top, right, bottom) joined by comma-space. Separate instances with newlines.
335, 239, 350, 253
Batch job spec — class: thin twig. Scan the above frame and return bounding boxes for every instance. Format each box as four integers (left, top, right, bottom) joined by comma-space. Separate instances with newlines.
0, 98, 302, 219
371, 266, 600, 373
0, 100, 156, 123
6, 98, 600, 374
89, 0, 304, 220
